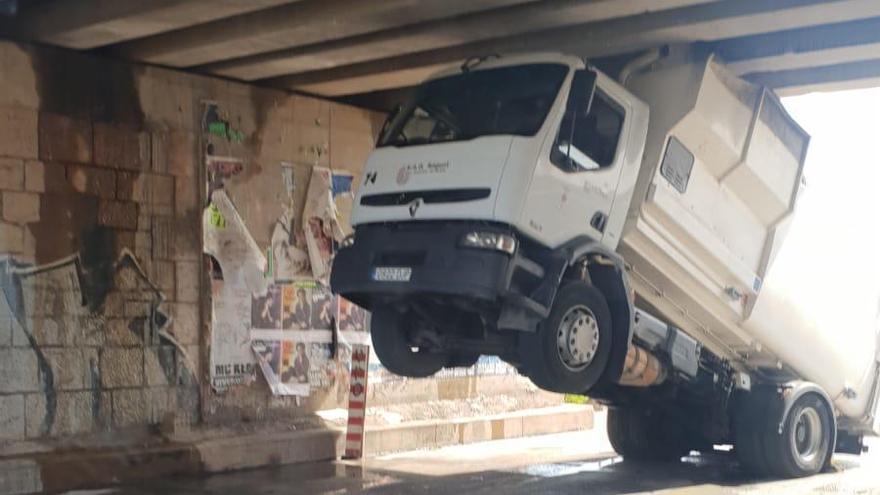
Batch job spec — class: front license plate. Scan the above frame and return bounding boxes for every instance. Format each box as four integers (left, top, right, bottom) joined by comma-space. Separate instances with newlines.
372, 266, 412, 282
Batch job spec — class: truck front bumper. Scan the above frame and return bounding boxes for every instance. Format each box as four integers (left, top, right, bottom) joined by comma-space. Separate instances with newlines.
330, 222, 521, 310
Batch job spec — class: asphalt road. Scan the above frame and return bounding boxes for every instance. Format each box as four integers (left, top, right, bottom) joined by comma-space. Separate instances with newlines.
117, 414, 880, 495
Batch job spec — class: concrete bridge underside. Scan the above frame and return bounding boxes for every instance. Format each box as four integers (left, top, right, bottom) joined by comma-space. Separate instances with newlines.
4, 0, 880, 109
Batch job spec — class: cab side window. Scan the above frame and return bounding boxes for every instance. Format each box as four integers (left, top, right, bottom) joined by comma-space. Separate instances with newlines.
553, 90, 625, 171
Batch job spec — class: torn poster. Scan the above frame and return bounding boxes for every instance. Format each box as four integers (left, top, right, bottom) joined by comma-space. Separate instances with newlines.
204, 189, 268, 391
268, 161, 312, 282
206, 154, 244, 198
280, 162, 296, 200
302, 167, 336, 281
332, 171, 356, 240
337, 296, 370, 346
269, 209, 311, 281
302, 167, 357, 281
206, 155, 244, 179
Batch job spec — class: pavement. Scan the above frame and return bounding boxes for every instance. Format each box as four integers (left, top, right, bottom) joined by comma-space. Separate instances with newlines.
0, 404, 593, 494
91, 411, 880, 495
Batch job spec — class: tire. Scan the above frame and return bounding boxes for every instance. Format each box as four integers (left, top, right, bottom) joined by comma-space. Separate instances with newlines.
607, 407, 690, 462
447, 353, 480, 368
736, 390, 834, 478
370, 306, 447, 378
734, 388, 776, 476
518, 282, 613, 393
768, 393, 835, 477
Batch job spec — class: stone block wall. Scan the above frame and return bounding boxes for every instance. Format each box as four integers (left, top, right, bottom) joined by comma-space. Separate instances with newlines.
0, 41, 383, 444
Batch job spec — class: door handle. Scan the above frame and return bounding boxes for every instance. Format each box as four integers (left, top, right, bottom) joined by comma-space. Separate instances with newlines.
591, 211, 608, 233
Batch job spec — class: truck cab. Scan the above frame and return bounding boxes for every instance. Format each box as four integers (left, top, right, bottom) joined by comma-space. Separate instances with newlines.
332, 53, 645, 388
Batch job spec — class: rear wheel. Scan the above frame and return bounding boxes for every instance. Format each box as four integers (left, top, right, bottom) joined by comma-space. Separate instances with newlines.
734, 388, 775, 476
370, 306, 448, 378
607, 407, 690, 462
769, 393, 835, 477
735, 389, 834, 478
518, 282, 612, 393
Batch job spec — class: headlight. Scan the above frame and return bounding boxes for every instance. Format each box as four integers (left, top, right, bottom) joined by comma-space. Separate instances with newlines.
340, 233, 355, 248
459, 231, 517, 255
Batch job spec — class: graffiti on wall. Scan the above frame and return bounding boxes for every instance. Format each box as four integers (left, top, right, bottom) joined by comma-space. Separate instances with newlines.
0, 249, 196, 435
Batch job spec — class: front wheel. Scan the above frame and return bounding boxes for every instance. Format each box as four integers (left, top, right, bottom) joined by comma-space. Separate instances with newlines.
518, 282, 613, 393
370, 306, 448, 378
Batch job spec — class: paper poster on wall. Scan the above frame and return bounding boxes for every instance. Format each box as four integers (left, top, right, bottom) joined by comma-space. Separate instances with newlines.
252, 339, 309, 396
332, 172, 356, 240
337, 296, 370, 346
270, 162, 313, 282
312, 288, 334, 330
303, 167, 341, 281
337, 297, 367, 332
279, 340, 311, 396
308, 343, 337, 389
206, 155, 244, 197
253, 340, 282, 393
270, 212, 311, 281
251, 284, 282, 330
281, 162, 296, 200
281, 281, 312, 330
251, 281, 337, 396
204, 190, 268, 390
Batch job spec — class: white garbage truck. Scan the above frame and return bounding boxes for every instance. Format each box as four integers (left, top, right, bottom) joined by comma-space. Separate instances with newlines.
330, 48, 880, 477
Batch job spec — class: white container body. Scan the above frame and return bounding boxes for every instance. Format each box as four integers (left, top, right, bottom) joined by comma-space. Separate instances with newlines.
620, 53, 879, 421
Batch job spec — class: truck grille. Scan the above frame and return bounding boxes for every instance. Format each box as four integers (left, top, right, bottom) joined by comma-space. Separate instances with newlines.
360, 188, 490, 206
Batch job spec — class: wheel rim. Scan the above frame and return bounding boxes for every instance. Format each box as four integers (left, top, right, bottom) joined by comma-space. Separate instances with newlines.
791, 407, 823, 465
556, 305, 600, 371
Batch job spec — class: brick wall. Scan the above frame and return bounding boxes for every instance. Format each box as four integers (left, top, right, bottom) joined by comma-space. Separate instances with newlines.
0, 41, 382, 444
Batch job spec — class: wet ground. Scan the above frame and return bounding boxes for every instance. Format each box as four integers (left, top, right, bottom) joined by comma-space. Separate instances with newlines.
113, 414, 880, 495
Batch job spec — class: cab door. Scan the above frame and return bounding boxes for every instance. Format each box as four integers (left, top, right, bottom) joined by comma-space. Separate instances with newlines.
522, 70, 629, 248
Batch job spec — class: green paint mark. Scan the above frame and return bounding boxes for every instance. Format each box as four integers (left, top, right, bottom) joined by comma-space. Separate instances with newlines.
564, 394, 589, 405
229, 129, 245, 143
208, 203, 226, 228
208, 121, 245, 143
208, 122, 227, 138
265, 247, 274, 279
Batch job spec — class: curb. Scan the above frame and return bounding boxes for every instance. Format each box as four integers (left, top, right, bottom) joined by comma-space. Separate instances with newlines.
363, 404, 593, 456
369, 374, 550, 406
0, 405, 593, 494
198, 427, 340, 473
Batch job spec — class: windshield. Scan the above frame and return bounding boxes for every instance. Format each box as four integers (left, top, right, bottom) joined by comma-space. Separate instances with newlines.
378, 63, 569, 147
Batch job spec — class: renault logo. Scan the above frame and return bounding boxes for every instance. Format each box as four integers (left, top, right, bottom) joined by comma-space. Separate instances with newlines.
408, 198, 423, 218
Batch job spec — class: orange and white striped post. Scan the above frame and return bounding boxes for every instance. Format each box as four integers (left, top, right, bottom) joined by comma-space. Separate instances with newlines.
343, 344, 370, 459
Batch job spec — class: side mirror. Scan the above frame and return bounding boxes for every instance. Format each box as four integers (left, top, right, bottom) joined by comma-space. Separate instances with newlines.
377, 104, 404, 146
569, 69, 597, 115
554, 70, 597, 171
